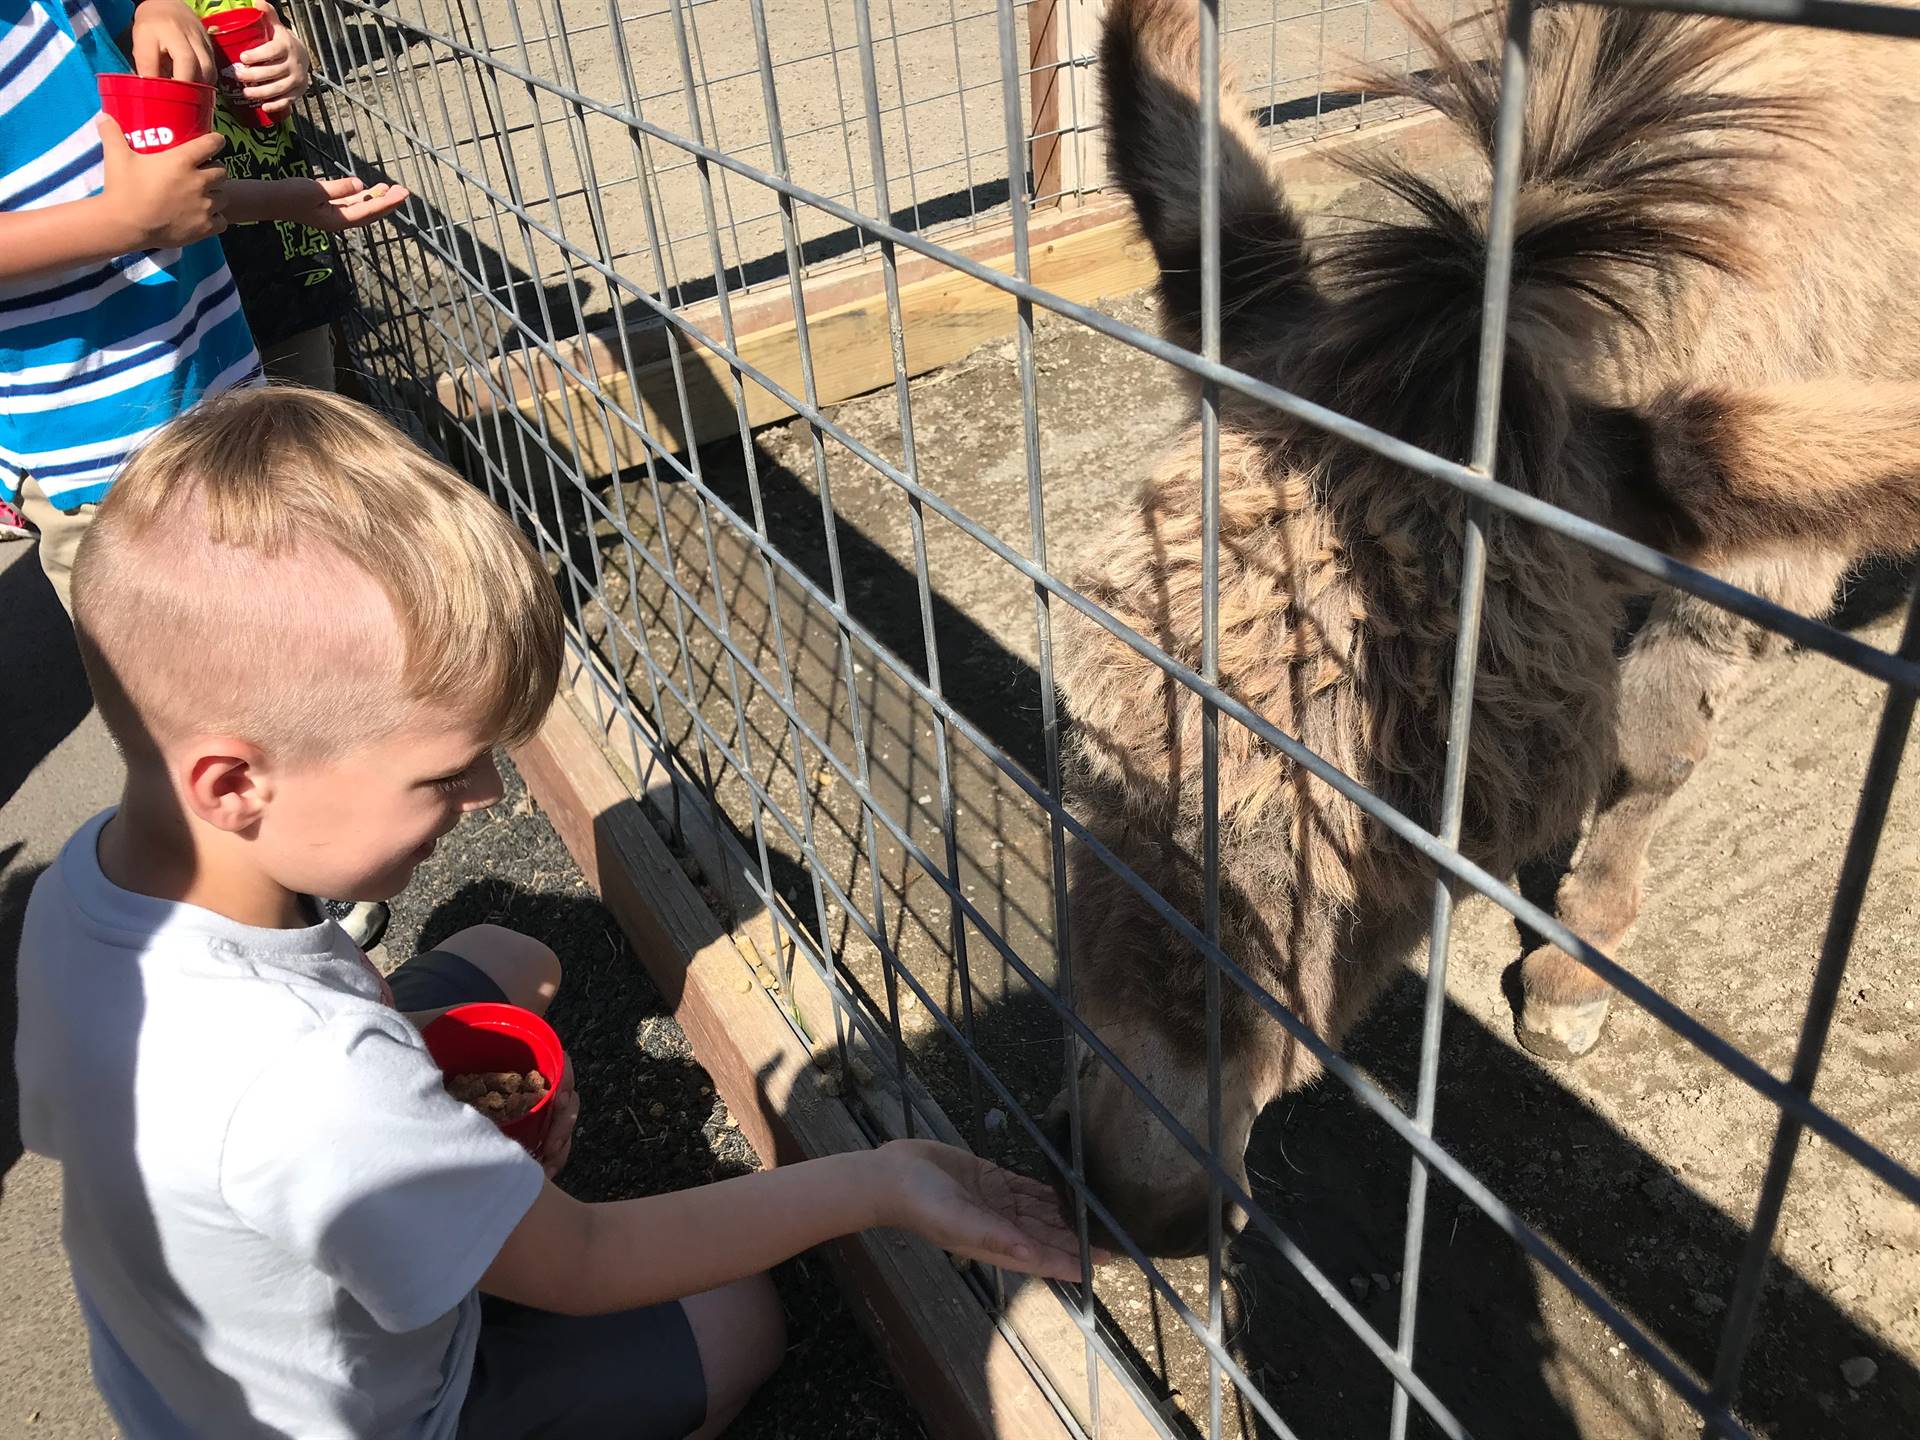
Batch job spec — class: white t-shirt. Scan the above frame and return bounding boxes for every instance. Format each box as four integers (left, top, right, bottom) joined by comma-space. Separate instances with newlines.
14, 811, 545, 1438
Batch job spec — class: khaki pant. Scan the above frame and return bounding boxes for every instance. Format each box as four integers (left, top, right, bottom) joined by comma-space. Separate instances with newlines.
18, 326, 338, 615
18, 476, 94, 618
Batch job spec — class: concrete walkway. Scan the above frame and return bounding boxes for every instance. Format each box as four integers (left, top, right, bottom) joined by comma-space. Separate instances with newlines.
1, 540, 119, 1436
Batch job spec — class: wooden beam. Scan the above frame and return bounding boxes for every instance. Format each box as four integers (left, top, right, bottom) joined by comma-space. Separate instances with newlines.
1028, 0, 1102, 204
513, 689, 1087, 1440
439, 196, 1138, 423
440, 198, 1154, 465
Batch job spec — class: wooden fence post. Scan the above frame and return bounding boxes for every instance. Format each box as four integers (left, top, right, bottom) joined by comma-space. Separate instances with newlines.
1028, 0, 1103, 206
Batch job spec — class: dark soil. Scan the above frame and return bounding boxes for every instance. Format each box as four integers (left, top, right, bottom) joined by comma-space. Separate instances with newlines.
381, 756, 927, 1440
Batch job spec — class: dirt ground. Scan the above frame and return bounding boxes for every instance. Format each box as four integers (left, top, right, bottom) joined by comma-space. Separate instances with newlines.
516, 261, 1920, 1439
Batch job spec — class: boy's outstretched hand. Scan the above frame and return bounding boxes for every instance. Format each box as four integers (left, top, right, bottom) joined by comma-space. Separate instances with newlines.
130, 0, 220, 84
290, 178, 410, 233
877, 1139, 1095, 1281
226, 176, 410, 232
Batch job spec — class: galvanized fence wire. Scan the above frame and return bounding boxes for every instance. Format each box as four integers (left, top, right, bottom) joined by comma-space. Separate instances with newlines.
297, 0, 1920, 1435
313, 0, 1427, 299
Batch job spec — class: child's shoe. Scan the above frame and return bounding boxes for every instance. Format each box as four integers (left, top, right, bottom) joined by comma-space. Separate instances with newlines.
319, 898, 391, 951
0, 499, 29, 541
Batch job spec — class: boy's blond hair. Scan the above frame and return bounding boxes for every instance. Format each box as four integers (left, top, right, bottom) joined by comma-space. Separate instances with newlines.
71, 388, 563, 763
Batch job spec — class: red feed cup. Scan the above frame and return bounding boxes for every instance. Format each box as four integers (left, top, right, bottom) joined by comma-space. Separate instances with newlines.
96, 75, 216, 154
422, 1003, 567, 1157
201, 8, 276, 129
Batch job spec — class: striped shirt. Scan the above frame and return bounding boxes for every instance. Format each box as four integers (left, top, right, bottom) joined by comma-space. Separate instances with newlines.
0, 0, 259, 512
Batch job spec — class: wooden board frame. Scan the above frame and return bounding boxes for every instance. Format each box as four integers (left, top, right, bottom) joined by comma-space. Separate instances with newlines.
436, 195, 1154, 462
1028, 0, 1103, 204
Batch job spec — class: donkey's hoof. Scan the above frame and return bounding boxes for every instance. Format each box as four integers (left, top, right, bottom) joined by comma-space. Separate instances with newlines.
1516, 993, 1610, 1061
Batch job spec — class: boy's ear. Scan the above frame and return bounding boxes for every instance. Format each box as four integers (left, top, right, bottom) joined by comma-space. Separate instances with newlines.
180, 741, 271, 835
1585, 380, 1920, 566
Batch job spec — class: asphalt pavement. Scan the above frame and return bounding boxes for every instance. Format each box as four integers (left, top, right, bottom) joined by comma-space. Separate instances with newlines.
1, 540, 120, 1437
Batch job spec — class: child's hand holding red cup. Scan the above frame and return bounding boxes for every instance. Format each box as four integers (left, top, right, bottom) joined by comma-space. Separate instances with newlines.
93, 117, 228, 248
425, 1004, 577, 1178
212, 1, 312, 125
536, 1059, 579, 1180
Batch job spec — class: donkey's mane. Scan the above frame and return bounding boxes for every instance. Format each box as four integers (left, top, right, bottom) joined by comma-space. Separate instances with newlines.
1296, 9, 1812, 472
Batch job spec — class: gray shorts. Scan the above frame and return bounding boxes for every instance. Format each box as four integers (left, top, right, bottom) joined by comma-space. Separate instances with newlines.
459, 1294, 706, 1440
388, 946, 511, 1012
388, 949, 710, 1440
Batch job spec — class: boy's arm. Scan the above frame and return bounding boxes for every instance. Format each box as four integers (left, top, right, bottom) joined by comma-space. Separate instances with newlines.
483, 1139, 1088, 1316
0, 124, 228, 283
224, 177, 410, 232
0, 200, 146, 279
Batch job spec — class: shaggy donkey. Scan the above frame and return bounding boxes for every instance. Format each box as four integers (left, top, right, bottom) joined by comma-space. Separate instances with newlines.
1053, 0, 1920, 1256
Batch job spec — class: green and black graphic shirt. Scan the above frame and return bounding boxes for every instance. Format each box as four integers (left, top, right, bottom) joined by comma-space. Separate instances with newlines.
193, 0, 349, 349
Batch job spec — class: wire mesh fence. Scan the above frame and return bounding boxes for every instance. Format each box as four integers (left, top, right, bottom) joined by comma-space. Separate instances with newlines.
295, 0, 1429, 323
294, 0, 1920, 1435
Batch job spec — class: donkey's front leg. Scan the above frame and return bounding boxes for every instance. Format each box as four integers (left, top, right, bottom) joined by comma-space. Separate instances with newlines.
1516, 553, 1849, 1058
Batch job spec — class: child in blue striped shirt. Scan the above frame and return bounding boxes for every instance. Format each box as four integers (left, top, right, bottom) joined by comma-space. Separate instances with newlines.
0, 0, 404, 612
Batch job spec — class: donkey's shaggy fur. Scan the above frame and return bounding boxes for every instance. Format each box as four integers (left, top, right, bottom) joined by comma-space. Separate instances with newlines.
1056, 1, 1920, 1255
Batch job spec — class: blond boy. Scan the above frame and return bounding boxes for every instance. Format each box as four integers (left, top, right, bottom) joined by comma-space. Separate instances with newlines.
13, 389, 1084, 1439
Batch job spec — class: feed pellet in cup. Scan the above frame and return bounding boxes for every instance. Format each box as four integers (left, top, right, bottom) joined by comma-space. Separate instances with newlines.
447, 1068, 550, 1122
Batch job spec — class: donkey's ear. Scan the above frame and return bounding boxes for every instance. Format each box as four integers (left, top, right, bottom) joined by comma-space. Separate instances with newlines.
1100, 0, 1310, 359
1585, 381, 1920, 566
